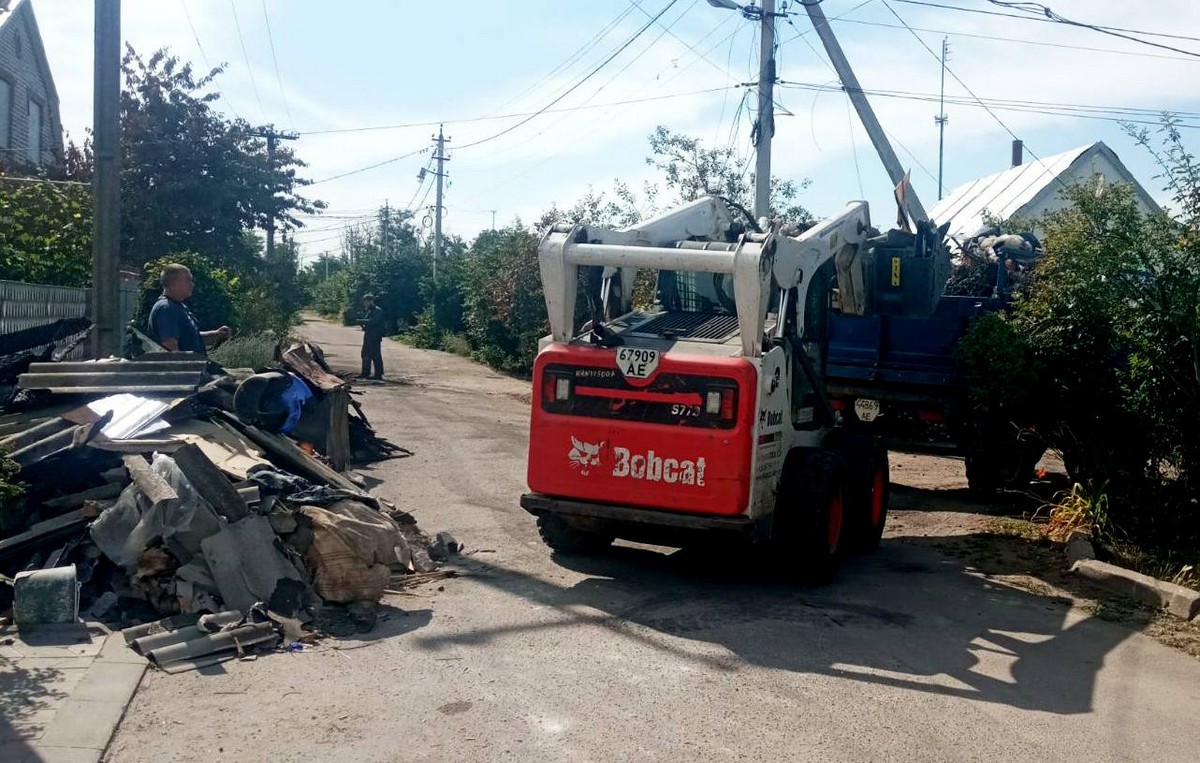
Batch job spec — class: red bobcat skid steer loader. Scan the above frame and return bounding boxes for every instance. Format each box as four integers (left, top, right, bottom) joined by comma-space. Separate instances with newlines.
520, 196, 889, 578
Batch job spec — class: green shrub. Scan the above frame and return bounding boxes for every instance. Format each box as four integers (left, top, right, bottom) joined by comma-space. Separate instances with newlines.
0, 176, 92, 287
209, 332, 280, 370
137, 253, 237, 333
461, 227, 547, 374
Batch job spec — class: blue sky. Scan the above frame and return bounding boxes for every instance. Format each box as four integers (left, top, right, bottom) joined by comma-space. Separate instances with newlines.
33, 0, 1200, 263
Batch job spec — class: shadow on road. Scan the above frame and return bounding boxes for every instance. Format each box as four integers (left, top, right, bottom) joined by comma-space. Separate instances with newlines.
890, 471, 1075, 518
0, 659, 65, 754
421, 540, 1136, 716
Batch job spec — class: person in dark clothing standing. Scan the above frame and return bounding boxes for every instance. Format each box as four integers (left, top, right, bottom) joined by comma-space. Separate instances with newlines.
357, 293, 387, 379
147, 263, 230, 356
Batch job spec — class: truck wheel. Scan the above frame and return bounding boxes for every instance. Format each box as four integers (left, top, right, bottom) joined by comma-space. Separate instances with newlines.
773, 450, 848, 583
536, 515, 613, 555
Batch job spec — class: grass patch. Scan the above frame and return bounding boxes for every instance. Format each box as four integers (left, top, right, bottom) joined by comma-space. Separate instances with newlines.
985, 516, 1044, 541
440, 333, 472, 357
210, 332, 280, 370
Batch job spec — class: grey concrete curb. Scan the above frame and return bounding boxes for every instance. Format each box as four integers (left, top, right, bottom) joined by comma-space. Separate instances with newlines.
1065, 532, 1200, 622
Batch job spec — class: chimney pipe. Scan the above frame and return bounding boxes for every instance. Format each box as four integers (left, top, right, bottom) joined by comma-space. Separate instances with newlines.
1012, 139, 1024, 167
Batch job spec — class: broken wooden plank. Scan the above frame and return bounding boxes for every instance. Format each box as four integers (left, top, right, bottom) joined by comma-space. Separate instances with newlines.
44, 482, 125, 510
172, 443, 249, 521
325, 387, 351, 472
122, 453, 178, 508
0, 509, 88, 561
280, 343, 347, 393
215, 410, 364, 494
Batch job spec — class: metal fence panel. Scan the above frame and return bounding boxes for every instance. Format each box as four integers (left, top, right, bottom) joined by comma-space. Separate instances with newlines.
0, 279, 140, 360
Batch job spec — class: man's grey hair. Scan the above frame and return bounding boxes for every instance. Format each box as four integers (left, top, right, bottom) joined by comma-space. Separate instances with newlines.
160, 263, 191, 289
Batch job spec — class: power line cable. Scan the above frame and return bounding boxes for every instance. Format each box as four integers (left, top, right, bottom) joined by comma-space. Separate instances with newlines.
229, 0, 267, 119
179, 0, 240, 119
779, 0, 879, 43
261, 0, 296, 129
983, 0, 1200, 58
453, 15, 744, 204
453, 0, 682, 151
296, 86, 737, 136
774, 80, 1200, 128
881, 1, 1024, 148
309, 146, 431, 185
630, 0, 734, 77
0, 175, 88, 187
830, 16, 1200, 64
894, 0, 1200, 44
479, 3, 641, 120
783, 12, 940, 184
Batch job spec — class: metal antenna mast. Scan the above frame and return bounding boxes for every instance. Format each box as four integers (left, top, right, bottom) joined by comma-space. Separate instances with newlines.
935, 37, 950, 200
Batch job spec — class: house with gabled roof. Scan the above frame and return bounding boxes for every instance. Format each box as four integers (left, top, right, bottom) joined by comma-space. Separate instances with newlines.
929, 141, 1158, 244
0, 0, 63, 168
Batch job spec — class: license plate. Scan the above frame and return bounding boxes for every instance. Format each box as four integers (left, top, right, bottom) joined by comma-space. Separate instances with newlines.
854, 398, 881, 422
616, 347, 659, 379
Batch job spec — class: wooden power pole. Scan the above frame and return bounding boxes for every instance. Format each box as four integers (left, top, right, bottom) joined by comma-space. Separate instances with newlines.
250, 125, 298, 260
91, 0, 122, 358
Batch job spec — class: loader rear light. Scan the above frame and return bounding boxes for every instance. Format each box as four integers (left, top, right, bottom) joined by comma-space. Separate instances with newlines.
719, 388, 735, 421
705, 390, 721, 415
542, 372, 571, 403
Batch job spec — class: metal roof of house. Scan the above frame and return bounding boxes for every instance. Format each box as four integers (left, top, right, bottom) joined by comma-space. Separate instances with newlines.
927, 141, 1157, 242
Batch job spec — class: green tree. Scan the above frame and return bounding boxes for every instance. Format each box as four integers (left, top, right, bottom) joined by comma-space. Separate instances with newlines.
0, 178, 91, 286
118, 48, 323, 270
646, 126, 812, 223
461, 226, 546, 373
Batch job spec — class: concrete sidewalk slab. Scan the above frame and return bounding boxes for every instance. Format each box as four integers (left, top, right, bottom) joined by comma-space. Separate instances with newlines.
0, 623, 145, 763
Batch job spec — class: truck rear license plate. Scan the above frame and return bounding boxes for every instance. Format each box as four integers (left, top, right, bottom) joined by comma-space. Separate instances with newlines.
616, 347, 659, 379
854, 398, 881, 422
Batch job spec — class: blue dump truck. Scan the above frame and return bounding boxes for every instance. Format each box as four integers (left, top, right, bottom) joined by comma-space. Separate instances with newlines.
820, 225, 1044, 494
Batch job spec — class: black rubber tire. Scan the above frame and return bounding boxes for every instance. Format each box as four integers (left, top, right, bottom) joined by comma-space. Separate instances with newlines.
536, 515, 613, 555
832, 435, 890, 552
772, 449, 848, 583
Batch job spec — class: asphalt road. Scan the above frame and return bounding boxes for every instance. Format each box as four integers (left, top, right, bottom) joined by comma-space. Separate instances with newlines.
106, 318, 1200, 762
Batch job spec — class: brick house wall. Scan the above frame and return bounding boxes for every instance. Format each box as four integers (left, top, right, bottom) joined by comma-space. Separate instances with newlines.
0, 0, 64, 168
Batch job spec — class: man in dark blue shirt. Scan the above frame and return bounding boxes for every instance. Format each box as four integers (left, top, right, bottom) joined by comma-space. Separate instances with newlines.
148, 264, 230, 355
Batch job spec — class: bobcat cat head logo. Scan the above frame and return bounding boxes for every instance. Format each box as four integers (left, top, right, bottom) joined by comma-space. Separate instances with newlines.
568, 437, 603, 476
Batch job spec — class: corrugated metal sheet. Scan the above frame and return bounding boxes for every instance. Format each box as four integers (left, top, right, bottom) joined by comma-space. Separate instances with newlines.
0, 279, 140, 360
17, 358, 209, 394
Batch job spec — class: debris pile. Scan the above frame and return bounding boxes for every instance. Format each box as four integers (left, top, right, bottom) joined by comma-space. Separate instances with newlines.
0, 340, 442, 671
945, 228, 1042, 298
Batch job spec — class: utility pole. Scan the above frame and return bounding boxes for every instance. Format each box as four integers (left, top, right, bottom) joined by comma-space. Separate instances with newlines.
249, 125, 298, 260
91, 0, 121, 359
382, 199, 389, 253
802, 0, 928, 224
489, 209, 497, 230
935, 37, 949, 200
754, 0, 775, 221
432, 125, 450, 275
